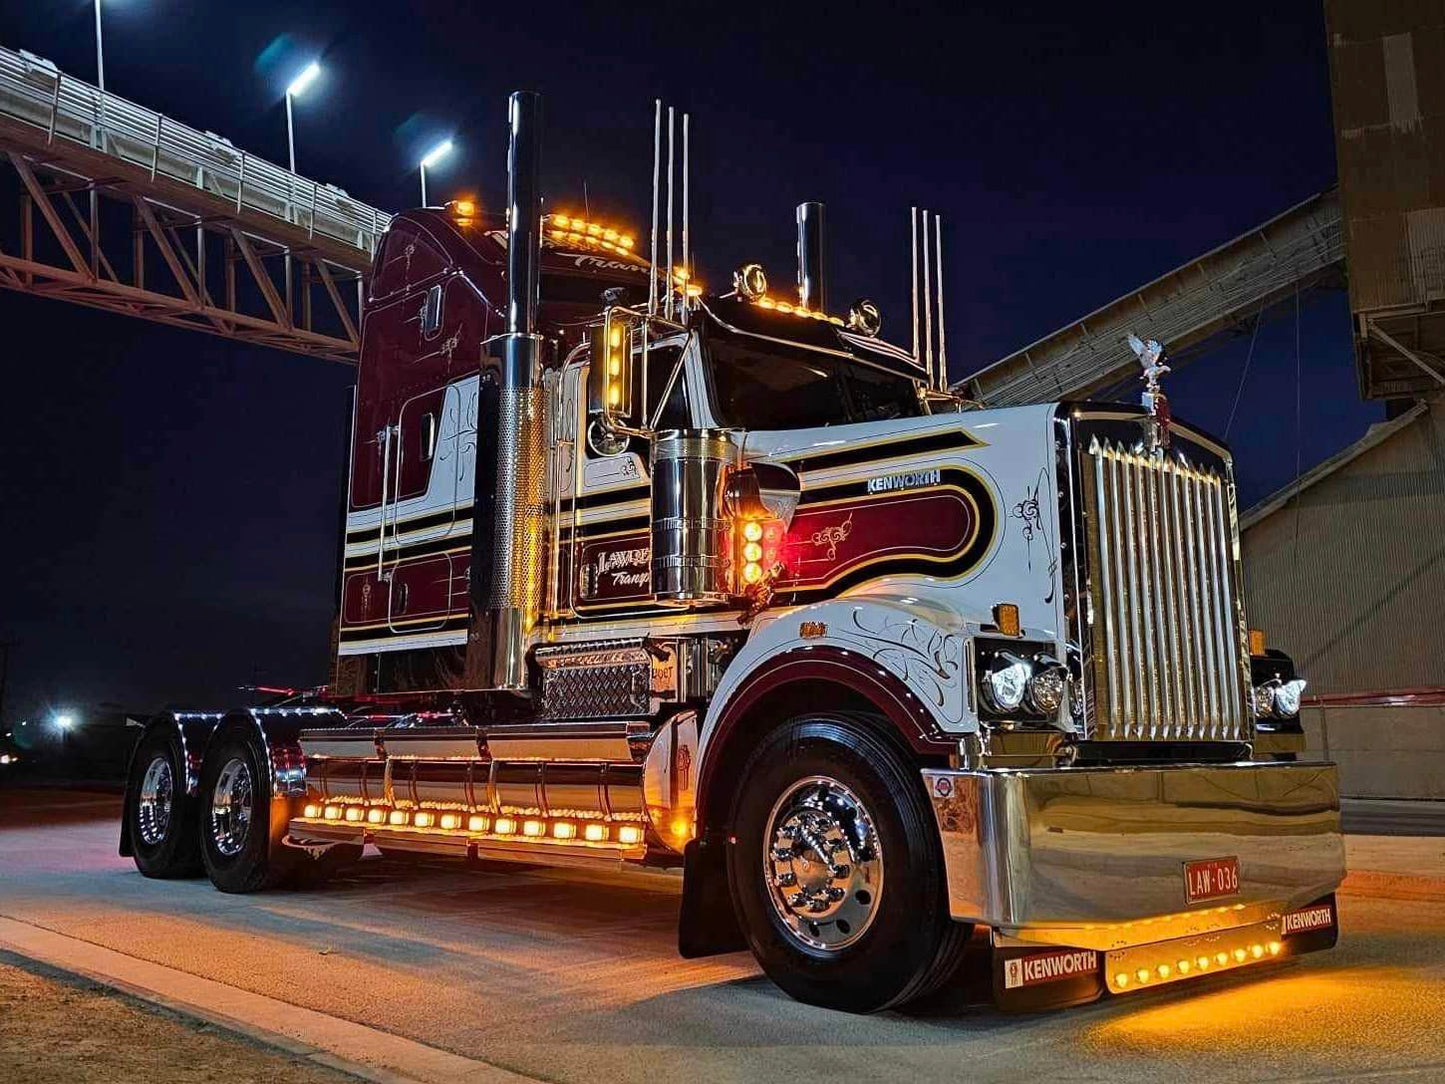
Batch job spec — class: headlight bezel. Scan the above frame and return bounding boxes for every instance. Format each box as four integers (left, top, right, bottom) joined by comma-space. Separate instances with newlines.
974, 637, 1069, 723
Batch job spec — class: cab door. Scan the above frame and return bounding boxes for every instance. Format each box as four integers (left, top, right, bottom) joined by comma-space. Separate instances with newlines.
568, 334, 693, 615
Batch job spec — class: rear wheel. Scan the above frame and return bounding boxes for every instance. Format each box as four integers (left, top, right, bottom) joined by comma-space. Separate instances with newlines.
198, 731, 291, 893
726, 714, 970, 1012
127, 730, 201, 878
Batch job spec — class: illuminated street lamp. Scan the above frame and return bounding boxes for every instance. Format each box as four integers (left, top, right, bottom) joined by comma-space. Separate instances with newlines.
284, 61, 321, 174
54, 714, 75, 732
419, 140, 454, 207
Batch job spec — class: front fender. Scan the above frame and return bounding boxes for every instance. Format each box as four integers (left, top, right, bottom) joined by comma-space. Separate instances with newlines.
704, 595, 974, 755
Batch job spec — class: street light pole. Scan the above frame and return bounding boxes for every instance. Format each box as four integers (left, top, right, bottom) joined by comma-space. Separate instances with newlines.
285, 91, 296, 173
283, 62, 320, 175
94, 0, 105, 93
419, 140, 453, 208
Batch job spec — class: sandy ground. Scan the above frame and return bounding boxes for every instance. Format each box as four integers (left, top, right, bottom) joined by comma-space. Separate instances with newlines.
0, 955, 359, 1083
3, 785, 1445, 1083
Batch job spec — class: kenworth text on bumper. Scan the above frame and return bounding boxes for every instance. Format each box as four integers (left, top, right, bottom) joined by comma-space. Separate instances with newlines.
118, 90, 1343, 1014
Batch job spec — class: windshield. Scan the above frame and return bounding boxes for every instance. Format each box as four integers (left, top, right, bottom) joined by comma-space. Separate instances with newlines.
705, 330, 921, 429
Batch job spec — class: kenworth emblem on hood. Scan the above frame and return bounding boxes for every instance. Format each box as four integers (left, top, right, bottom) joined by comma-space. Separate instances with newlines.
1128, 332, 1172, 452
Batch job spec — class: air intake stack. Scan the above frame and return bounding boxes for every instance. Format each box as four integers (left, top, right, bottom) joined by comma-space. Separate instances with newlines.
796, 201, 826, 312
466, 91, 548, 690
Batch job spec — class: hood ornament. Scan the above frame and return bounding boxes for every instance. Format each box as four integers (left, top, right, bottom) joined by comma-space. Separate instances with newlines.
1128, 332, 1171, 451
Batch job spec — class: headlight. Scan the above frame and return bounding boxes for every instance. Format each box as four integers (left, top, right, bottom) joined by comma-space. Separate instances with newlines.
1253, 683, 1276, 718
1273, 678, 1307, 718
1254, 678, 1307, 719
980, 653, 1032, 713
1025, 660, 1068, 716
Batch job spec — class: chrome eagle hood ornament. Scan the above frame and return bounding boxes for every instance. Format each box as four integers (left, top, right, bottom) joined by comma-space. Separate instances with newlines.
1127, 332, 1171, 451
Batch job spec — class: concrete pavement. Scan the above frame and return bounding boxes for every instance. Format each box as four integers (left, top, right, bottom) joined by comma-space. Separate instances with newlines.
3, 785, 1445, 1083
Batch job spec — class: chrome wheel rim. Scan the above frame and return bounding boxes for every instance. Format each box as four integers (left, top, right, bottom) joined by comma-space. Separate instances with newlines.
210, 757, 254, 857
137, 755, 173, 846
763, 775, 883, 952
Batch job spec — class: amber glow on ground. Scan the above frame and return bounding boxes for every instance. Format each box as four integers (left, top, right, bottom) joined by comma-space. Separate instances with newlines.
1086, 963, 1445, 1061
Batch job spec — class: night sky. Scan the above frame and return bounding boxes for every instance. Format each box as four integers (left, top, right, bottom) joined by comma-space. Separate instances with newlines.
0, 1, 1377, 725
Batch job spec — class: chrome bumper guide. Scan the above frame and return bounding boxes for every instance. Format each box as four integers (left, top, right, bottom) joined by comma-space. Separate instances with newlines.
922, 760, 1344, 950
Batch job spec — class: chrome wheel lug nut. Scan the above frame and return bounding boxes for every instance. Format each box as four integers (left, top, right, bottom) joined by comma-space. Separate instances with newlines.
774, 872, 797, 887
825, 886, 846, 902
830, 864, 850, 879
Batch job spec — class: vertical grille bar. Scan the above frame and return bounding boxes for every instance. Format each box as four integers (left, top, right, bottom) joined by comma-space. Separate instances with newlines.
1081, 438, 1251, 743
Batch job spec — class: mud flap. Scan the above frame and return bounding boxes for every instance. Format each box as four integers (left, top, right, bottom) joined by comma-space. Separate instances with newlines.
678, 836, 747, 958
991, 935, 1105, 1012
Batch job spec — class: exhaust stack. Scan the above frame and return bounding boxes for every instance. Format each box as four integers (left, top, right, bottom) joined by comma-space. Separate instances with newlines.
466, 90, 548, 691
796, 201, 826, 312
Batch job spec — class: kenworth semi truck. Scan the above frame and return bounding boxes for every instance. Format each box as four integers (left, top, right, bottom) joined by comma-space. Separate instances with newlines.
119, 91, 1342, 1013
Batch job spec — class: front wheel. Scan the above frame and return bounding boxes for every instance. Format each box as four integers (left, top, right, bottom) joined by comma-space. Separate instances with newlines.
726, 714, 970, 1012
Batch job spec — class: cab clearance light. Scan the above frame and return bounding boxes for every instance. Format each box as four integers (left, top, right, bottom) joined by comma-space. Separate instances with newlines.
547, 213, 635, 253
344, 806, 364, 822
753, 295, 846, 325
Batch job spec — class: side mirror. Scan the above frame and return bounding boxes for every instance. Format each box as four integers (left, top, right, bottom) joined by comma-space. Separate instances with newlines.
588, 309, 635, 422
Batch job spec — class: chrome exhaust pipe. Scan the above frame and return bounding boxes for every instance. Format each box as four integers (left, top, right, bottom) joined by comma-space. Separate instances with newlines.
796, 201, 826, 312
466, 90, 548, 690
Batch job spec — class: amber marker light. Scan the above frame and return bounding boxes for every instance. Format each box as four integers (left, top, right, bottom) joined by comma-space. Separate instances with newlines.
1268, 941, 1282, 956
584, 824, 608, 842
494, 817, 516, 835
1114, 972, 1129, 988
617, 825, 644, 845
439, 813, 461, 831
303, 804, 320, 818
344, 806, 364, 822
553, 822, 577, 840
413, 811, 435, 828
367, 808, 386, 825
323, 806, 342, 821
389, 810, 408, 826
522, 820, 545, 838
468, 815, 490, 832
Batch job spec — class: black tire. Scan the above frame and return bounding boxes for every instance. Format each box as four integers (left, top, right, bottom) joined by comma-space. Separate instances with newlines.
725, 713, 971, 1013
127, 729, 202, 878
198, 729, 292, 893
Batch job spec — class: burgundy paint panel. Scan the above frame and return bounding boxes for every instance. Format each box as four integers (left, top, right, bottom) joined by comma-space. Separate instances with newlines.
779, 489, 977, 589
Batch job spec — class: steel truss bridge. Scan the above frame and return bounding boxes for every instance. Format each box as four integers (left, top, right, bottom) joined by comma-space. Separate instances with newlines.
0, 45, 391, 364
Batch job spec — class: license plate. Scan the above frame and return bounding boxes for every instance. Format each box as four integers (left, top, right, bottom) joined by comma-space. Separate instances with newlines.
1184, 856, 1240, 903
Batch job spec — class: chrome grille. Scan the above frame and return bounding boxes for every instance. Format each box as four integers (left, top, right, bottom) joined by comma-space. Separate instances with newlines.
1082, 437, 1251, 742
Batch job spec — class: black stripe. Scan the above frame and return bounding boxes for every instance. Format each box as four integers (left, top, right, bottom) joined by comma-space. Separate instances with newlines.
345, 432, 966, 543
346, 504, 474, 545
779, 429, 979, 475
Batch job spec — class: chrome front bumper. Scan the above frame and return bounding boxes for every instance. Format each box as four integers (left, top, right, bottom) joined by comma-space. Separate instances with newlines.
922, 760, 1344, 950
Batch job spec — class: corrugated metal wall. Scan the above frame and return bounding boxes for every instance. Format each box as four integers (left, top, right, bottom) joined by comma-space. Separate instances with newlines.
1240, 398, 1445, 693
